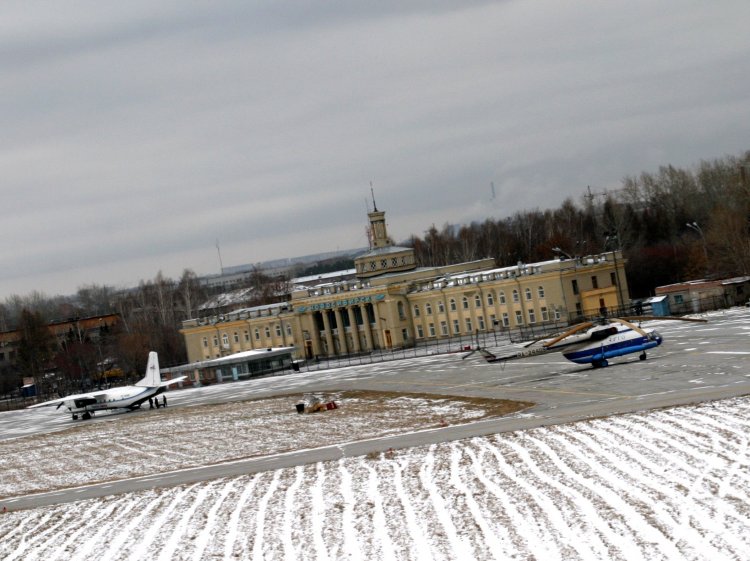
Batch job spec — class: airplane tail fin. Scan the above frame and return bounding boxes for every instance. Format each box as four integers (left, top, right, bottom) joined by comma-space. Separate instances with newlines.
135, 352, 161, 387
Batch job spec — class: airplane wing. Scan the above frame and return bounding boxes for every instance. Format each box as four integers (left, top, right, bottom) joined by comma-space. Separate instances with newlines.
26, 391, 106, 409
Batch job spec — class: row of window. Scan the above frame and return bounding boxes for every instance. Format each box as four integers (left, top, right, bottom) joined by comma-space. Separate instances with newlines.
412, 286, 547, 318
414, 306, 560, 338
202, 323, 293, 349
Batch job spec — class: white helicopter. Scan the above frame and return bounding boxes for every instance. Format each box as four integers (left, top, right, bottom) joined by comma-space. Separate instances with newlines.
471, 316, 706, 368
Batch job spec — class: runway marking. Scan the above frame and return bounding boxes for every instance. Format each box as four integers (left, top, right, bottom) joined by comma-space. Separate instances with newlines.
355, 377, 629, 398
707, 351, 750, 355
486, 386, 631, 398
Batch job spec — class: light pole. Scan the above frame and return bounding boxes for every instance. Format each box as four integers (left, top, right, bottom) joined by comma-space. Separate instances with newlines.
686, 221, 709, 275
552, 247, 572, 260
605, 233, 624, 313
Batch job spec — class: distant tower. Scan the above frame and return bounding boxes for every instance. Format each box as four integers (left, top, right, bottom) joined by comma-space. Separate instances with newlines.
368, 184, 392, 249
355, 187, 416, 279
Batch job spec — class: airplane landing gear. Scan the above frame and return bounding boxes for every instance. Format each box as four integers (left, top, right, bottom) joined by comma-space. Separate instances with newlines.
639, 352, 647, 361
592, 359, 609, 368
72, 414, 78, 420
82, 412, 92, 420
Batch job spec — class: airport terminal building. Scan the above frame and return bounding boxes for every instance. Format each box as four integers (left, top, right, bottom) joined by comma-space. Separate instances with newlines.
180, 206, 629, 363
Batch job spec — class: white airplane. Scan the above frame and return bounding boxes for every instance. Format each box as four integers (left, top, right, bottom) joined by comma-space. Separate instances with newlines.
28, 352, 186, 420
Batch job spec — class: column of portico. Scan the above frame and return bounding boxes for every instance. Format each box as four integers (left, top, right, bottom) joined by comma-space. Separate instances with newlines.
372, 302, 385, 348
310, 312, 323, 357
361, 304, 374, 351
320, 310, 335, 356
333, 307, 348, 355
347, 307, 361, 353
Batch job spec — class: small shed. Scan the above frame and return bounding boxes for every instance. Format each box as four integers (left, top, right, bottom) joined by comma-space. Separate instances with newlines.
644, 295, 670, 316
21, 383, 37, 398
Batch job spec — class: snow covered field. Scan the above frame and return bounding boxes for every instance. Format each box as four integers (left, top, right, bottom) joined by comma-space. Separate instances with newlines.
2, 396, 749, 560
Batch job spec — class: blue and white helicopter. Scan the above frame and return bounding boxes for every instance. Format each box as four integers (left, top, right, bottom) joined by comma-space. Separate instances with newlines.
473, 316, 706, 368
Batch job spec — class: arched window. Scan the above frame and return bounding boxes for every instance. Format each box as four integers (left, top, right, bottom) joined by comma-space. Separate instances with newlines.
512, 289, 519, 303
525, 288, 532, 301
462, 297, 469, 310
413, 304, 420, 317
398, 301, 406, 320
425, 302, 433, 315
450, 299, 457, 311
475, 295, 482, 308
487, 292, 494, 306
538, 286, 545, 298
499, 291, 506, 304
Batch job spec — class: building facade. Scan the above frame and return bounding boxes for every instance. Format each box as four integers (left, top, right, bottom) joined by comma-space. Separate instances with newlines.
181, 207, 629, 363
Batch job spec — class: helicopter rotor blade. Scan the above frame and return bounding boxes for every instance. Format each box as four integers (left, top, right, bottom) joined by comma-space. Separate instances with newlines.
543, 322, 594, 348
619, 315, 708, 323
611, 317, 648, 336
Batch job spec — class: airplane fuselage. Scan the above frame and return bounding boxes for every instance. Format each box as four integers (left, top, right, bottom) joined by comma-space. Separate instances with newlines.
62, 385, 165, 416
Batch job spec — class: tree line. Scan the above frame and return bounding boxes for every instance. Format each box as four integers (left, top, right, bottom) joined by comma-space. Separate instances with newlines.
408, 151, 750, 297
2, 150, 748, 398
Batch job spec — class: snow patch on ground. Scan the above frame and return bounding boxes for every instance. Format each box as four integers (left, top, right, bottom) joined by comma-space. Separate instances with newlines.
1, 397, 749, 560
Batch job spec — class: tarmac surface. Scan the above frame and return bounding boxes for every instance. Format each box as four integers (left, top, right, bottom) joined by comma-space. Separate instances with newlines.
4, 307, 750, 510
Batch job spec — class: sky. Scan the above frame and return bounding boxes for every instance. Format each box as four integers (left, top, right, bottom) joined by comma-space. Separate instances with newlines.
2, 0, 749, 298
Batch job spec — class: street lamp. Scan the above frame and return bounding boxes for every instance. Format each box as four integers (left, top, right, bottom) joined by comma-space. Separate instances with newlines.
686, 221, 709, 275
552, 247, 572, 260
604, 233, 624, 313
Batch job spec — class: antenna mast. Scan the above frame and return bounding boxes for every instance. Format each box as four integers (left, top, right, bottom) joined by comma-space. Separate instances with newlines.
215, 239, 224, 274
370, 181, 378, 212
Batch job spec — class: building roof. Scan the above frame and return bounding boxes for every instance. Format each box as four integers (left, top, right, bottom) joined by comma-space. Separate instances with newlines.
161, 346, 295, 374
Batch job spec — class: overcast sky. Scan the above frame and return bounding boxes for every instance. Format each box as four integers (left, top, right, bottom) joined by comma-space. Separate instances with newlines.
2, 0, 748, 298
